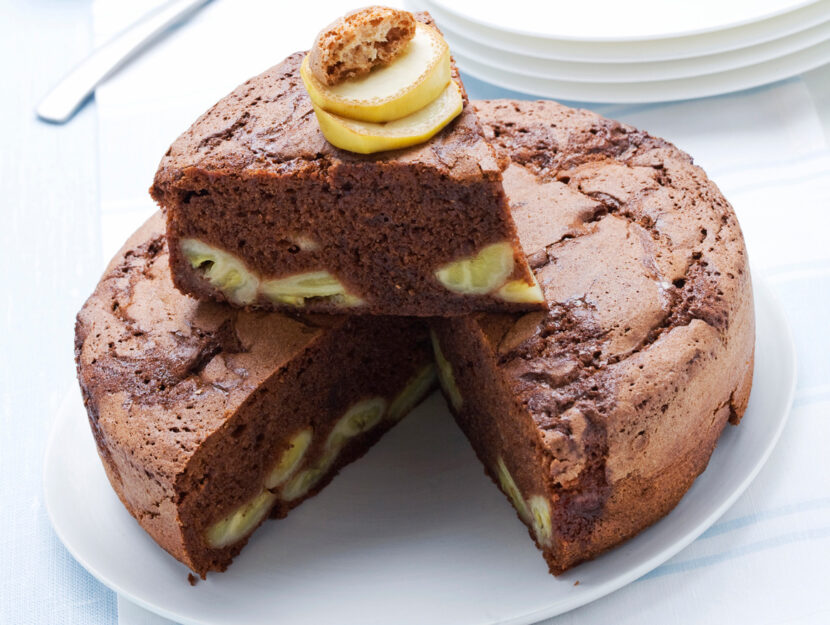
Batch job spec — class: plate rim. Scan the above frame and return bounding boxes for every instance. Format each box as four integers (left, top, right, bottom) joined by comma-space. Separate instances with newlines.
442, 19, 830, 84
414, 0, 830, 62
453, 37, 830, 103
500, 275, 798, 624
44, 276, 796, 625
428, 0, 820, 43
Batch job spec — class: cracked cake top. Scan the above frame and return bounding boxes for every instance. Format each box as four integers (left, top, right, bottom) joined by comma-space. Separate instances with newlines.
473, 99, 752, 488
74, 215, 336, 481
151, 51, 499, 195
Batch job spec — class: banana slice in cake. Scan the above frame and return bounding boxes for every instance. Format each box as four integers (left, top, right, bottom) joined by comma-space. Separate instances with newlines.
265, 428, 313, 490
434, 242, 515, 296
205, 490, 277, 549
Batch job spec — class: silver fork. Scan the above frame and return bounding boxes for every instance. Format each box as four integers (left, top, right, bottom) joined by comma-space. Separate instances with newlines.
36, 0, 212, 124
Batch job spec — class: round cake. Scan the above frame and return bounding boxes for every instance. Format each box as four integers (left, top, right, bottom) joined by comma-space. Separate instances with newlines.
75, 95, 754, 578
431, 99, 755, 574
74, 215, 435, 576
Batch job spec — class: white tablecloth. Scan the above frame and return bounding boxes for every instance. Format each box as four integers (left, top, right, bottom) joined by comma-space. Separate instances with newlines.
67, 0, 830, 622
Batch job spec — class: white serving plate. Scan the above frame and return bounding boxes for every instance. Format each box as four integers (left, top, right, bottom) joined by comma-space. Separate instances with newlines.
453, 36, 830, 103
44, 279, 794, 625
429, 0, 817, 42
443, 19, 830, 83
412, 0, 830, 63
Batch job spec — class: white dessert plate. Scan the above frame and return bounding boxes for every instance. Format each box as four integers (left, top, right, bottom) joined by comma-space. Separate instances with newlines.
429, 0, 818, 42
44, 278, 794, 625
453, 36, 830, 103
443, 19, 830, 83
413, 0, 830, 63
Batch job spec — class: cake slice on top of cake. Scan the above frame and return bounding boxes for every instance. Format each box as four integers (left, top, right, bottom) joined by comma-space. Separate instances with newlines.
431, 100, 754, 574
150, 11, 540, 317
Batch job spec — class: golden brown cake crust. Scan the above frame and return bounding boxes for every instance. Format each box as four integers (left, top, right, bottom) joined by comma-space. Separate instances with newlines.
434, 99, 755, 574
75, 214, 433, 576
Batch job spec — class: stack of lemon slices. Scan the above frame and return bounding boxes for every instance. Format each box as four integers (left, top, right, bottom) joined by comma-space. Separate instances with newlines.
301, 21, 463, 154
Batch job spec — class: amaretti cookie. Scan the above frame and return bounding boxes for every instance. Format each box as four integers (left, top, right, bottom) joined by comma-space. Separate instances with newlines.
74, 214, 436, 577
150, 14, 540, 318
431, 100, 755, 575
307, 6, 416, 86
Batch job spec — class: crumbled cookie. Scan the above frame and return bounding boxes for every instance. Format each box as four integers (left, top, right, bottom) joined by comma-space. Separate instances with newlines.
308, 6, 416, 86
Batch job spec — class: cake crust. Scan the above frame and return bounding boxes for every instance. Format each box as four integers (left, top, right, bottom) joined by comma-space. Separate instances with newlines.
79, 94, 754, 579
433, 99, 755, 574
75, 214, 434, 576
150, 14, 537, 317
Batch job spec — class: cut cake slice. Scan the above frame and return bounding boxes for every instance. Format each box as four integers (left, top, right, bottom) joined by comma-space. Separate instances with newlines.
150, 16, 539, 317
431, 100, 755, 574
75, 214, 436, 577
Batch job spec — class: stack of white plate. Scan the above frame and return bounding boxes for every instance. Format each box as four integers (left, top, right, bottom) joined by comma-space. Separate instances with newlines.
407, 0, 830, 102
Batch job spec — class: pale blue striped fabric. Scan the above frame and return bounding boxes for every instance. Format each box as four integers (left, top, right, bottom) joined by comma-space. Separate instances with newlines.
60, 2, 830, 623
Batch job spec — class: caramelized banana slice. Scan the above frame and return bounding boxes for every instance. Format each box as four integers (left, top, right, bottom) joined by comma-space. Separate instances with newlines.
205, 490, 276, 549
528, 495, 553, 547
282, 398, 387, 502
434, 242, 514, 296
261, 271, 364, 307
265, 428, 313, 490
496, 457, 531, 523
327, 397, 387, 449
302, 22, 450, 123
280, 449, 335, 502
496, 276, 545, 304
430, 330, 462, 410
387, 364, 437, 422
181, 239, 259, 305
312, 80, 462, 154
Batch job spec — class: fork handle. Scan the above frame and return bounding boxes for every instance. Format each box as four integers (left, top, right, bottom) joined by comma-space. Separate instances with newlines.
36, 0, 212, 124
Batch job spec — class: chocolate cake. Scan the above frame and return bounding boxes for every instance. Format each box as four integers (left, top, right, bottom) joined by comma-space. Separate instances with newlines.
74, 214, 436, 577
431, 100, 755, 574
150, 16, 540, 318
76, 92, 755, 580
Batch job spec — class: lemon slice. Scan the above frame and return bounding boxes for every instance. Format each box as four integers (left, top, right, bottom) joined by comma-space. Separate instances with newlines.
301, 22, 451, 123
313, 80, 463, 154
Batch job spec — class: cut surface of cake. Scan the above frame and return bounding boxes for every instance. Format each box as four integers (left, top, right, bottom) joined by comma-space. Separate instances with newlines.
74, 214, 436, 577
431, 100, 755, 574
150, 16, 539, 317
